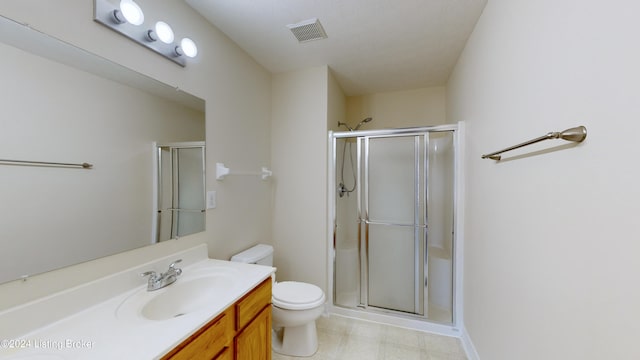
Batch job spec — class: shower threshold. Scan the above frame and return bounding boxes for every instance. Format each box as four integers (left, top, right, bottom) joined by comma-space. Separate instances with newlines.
329, 304, 460, 338
336, 302, 451, 325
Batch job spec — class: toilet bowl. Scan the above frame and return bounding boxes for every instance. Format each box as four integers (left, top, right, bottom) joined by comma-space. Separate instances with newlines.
272, 281, 325, 356
230, 244, 326, 357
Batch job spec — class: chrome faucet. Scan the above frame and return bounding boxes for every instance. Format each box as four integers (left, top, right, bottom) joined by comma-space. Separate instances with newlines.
141, 259, 183, 291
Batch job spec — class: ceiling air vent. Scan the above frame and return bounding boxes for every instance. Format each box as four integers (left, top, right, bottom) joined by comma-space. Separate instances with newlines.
287, 18, 327, 43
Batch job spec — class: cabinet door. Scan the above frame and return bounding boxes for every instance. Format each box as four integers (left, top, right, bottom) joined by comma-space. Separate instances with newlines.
214, 346, 233, 360
236, 278, 271, 330
235, 305, 272, 360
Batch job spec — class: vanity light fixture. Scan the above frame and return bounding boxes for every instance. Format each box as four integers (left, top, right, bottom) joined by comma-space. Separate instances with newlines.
94, 0, 198, 67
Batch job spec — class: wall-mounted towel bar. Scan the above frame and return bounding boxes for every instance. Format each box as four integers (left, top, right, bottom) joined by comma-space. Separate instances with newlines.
216, 162, 272, 180
0, 158, 93, 169
481, 126, 587, 160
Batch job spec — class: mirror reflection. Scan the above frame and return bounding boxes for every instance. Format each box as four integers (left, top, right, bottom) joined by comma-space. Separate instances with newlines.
0, 16, 205, 284
155, 142, 206, 242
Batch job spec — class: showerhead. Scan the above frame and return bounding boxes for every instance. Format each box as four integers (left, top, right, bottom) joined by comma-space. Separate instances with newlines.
338, 117, 373, 131
354, 117, 373, 130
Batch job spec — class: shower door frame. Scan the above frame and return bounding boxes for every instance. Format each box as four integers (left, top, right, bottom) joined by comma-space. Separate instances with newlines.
328, 124, 463, 333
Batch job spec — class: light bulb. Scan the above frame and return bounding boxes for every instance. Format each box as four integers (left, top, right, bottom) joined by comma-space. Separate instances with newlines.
119, 0, 144, 26
155, 21, 174, 44
180, 38, 198, 58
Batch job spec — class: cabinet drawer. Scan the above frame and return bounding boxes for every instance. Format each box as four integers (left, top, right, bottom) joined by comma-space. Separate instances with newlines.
164, 306, 235, 360
236, 278, 271, 330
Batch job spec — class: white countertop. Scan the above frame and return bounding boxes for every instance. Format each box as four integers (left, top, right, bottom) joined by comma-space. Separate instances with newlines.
0, 256, 274, 360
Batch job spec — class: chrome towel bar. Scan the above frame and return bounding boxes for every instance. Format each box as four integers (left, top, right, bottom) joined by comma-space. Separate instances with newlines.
481, 126, 587, 160
0, 158, 93, 169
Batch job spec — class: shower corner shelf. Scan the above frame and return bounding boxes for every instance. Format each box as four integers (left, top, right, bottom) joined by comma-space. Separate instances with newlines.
216, 162, 272, 181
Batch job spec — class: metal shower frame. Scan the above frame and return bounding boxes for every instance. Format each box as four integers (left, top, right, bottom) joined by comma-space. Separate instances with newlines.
328, 123, 462, 332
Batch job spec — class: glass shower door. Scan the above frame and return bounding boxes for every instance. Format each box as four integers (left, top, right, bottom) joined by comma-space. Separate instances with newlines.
364, 135, 425, 315
333, 127, 456, 324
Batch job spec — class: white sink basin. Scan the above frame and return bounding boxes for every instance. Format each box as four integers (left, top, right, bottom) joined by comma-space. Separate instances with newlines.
116, 266, 240, 321
141, 275, 233, 320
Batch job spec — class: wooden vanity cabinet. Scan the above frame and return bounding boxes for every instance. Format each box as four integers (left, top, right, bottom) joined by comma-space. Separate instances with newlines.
235, 306, 271, 360
162, 278, 272, 360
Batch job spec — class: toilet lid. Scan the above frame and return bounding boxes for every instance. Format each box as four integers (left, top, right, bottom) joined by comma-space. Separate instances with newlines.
272, 281, 325, 310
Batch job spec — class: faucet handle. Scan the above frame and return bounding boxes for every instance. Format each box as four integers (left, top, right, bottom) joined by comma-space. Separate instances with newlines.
141, 271, 161, 291
169, 259, 183, 276
141, 270, 157, 279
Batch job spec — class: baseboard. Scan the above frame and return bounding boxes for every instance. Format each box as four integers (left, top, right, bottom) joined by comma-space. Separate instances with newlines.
460, 326, 480, 360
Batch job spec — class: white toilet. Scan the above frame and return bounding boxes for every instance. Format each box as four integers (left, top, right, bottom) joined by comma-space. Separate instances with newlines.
231, 244, 326, 357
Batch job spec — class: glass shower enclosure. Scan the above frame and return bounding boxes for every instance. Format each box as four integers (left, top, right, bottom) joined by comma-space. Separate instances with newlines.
331, 126, 456, 324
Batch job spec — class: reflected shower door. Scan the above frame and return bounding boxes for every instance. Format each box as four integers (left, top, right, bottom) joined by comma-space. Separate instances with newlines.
365, 136, 425, 314
157, 143, 205, 242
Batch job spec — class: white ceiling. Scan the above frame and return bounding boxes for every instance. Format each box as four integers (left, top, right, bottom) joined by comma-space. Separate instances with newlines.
185, 0, 487, 96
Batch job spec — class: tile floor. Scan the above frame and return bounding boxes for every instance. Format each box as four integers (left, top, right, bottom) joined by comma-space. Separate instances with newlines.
272, 314, 467, 360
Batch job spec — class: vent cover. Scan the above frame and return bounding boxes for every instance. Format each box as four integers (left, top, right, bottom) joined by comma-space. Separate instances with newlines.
287, 18, 328, 43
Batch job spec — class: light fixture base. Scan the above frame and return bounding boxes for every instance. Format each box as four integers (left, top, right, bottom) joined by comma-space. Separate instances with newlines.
93, 0, 187, 67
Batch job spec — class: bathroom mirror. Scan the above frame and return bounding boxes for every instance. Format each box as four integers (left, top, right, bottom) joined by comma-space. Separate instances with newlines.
0, 15, 206, 284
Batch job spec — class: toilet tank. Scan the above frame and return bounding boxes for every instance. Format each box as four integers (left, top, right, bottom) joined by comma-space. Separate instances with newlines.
230, 244, 273, 266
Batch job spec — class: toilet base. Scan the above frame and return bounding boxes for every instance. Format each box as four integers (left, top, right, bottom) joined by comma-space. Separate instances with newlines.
272, 322, 319, 357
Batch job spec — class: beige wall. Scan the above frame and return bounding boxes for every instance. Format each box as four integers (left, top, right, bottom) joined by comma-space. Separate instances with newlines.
0, 0, 272, 305
346, 87, 447, 130
271, 66, 331, 291
328, 68, 347, 132
448, 0, 640, 358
